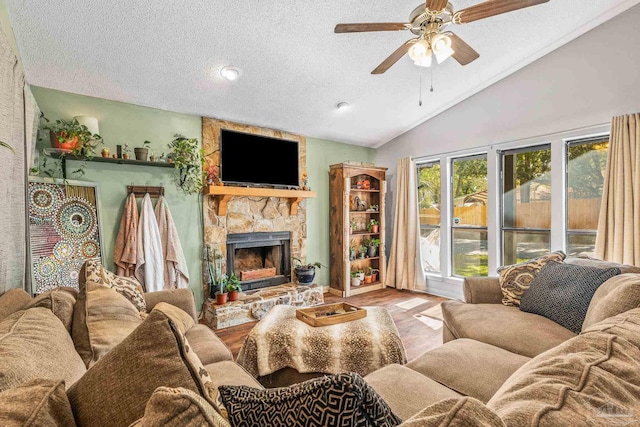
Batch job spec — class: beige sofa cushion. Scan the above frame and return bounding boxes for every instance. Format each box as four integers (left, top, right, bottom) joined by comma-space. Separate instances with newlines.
0, 288, 32, 321
23, 287, 77, 333
153, 301, 195, 333
400, 397, 505, 427
407, 338, 530, 403
441, 300, 576, 358
67, 309, 216, 427
565, 255, 640, 274
364, 364, 462, 421
0, 308, 86, 391
72, 277, 144, 368
131, 387, 230, 427
0, 379, 76, 427
497, 251, 566, 306
487, 311, 640, 425
83, 258, 147, 312
186, 324, 234, 365
582, 307, 640, 348
582, 274, 640, 331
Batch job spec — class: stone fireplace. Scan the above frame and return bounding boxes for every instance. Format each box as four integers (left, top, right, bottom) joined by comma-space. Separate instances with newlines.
226, 231, 291, 291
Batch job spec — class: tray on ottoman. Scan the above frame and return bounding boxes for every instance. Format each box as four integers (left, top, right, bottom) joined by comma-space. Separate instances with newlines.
296, 302, 367, 327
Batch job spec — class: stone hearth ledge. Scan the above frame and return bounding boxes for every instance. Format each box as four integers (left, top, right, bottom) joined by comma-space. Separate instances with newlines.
202, 283, 324, 330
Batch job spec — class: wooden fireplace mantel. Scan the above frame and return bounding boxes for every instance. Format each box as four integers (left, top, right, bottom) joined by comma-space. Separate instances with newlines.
204, 185, 317, 216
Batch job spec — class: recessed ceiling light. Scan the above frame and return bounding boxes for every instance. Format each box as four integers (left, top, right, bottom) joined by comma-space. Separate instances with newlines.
220, 66, 240, 81
336, 101, 350, 110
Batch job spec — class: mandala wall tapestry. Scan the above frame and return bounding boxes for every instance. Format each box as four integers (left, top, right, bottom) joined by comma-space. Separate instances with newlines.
28, 178, 104, 294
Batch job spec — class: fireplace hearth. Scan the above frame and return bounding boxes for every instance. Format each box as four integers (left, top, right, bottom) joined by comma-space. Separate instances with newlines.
226, 231, 291, 291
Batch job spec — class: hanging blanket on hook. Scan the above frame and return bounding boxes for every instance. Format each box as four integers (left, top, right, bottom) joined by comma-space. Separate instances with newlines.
154, 196, 189, 289
114, 193, 138, 276
135, 193, 164, 291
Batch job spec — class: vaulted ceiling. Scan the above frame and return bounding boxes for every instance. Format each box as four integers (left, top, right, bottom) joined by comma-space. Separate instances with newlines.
5, 0, 639, 147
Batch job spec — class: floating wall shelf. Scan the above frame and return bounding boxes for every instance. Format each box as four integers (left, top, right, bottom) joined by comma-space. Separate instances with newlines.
204, 185, 316, 216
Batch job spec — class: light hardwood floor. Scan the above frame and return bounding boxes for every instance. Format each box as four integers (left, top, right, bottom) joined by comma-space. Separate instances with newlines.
213, 288, 449, 362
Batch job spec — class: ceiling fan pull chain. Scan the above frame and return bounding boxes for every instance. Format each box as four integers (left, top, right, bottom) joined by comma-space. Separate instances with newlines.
430, 67, 434, 93
419, 71, 423, 106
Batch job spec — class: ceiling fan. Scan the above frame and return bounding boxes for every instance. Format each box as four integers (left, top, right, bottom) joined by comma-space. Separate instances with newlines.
335, 0, 550, 74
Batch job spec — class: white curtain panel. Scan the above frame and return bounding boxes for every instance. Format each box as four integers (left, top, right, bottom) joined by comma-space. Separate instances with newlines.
0, 28, 27, 293
595, 113, 640, 266
385, 157, 426, 291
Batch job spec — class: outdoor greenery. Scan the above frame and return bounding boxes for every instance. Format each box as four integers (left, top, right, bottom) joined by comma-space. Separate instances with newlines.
568, 140, 608, 198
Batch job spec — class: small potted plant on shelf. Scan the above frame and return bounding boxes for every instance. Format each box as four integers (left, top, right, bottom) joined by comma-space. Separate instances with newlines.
215, 273, 229, 305
349, 218, 358, 234
122, 144, 131, 159
349, 240, 357, 261
42, 116, 102, 152
368, 238, 381, 257
364, 267, 371, 284
225, 272, 242, 302
135, 140, 151, 161
370, 268, 380, 282
149, 151, 157, 162
350, 271, 361, 287
101, 147, 110, 158
367, 218, 380, 234
292, 257, 325, 285
358, 244, 367, 259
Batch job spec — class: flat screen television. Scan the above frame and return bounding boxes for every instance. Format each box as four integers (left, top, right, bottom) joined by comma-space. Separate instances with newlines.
220, 129, 299, 188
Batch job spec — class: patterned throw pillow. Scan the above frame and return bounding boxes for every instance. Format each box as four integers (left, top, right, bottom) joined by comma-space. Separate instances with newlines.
498, 251, 566, 306
519, 261, 620, 334
84, 258, 147, 312
219, 372, 402, 427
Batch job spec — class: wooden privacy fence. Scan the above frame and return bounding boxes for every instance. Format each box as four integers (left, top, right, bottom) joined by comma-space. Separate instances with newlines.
420, 198, 601, 230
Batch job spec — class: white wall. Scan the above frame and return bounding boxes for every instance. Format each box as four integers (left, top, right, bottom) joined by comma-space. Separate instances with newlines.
377, 4, 640, 299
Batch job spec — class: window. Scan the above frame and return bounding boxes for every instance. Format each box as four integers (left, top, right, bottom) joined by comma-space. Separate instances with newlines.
451, 155, 488, 277
501, 145, 552, 265
417, 161, 441, 273
566, 137, 609, 256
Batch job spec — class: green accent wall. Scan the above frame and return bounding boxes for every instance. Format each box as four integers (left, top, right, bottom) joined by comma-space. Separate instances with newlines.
31, 86, 206, 307
30, 86, 376, 307
305, 138, 376, 287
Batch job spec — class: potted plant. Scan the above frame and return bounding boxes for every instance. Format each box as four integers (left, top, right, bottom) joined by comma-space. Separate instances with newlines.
368, 238, 381, 257
292, 257, 325, 285
42, 117, 102, 152
225, 272, 242, 302
135, 140, 151, 161
349, 240, 357, 261
370, 268, 380, 282
168, 134, 204, 194
355, 270, 365, 281
350, 271, 361, 287
363, 267, 373, 284
122, 144, 131, 159
367, 218, 380, 234
358, 244, 367, 259
101, 147, 110, 158
349, 219, 358, 234
215, 273, 229, 305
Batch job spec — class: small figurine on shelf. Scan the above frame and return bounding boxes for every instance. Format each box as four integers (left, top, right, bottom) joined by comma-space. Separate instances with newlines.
205, 160, 222, 186
362, 179, 371, 190
301, 171, 310, 191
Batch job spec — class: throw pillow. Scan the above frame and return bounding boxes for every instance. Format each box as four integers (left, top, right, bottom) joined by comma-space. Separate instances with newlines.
71, 276, 145, 368
400, 397, 505, 427
519, 261, 620, 334
0, 308, 86, 392
0, 378, 76, 427
0, 288, 32, 321
498, 251, 566, 306
582, 273, 640, 331
219, 372, 402, 427
131, 387, 230, 427
487, 327, 640, 425
83, 258, 147, 312
153, 301, 195, 334
23, 286, 78, 333
67, 308, 216, 427
0, 379, 76, 427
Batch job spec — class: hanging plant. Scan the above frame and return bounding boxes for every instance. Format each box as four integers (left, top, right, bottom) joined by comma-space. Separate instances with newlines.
168, 134, 204, 195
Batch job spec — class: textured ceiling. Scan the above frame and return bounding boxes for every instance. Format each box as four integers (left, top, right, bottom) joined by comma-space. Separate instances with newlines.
5, 0, 640, 147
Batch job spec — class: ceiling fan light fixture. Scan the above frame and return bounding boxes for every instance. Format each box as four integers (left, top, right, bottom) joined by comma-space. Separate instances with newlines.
431, 34, 455, 64
220, 66, 240, 81
414, 48, 433, 67
408, 39, 431, 63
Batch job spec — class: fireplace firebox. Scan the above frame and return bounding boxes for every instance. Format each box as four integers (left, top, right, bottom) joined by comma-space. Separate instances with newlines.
226, 232, 291, 291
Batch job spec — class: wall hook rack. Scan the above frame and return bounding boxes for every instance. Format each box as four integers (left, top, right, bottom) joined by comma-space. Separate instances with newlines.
127, 185, 164, 198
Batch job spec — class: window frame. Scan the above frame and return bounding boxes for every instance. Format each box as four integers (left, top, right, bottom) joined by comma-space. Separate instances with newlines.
416, 159, 442, 275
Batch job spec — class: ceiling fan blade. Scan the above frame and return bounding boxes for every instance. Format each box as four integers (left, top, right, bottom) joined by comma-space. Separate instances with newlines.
334, 23, 409, 33
372, 39, 417, 74
454, 0, 549, 24
448, 33, 480, 65
426, 0, 449, 12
